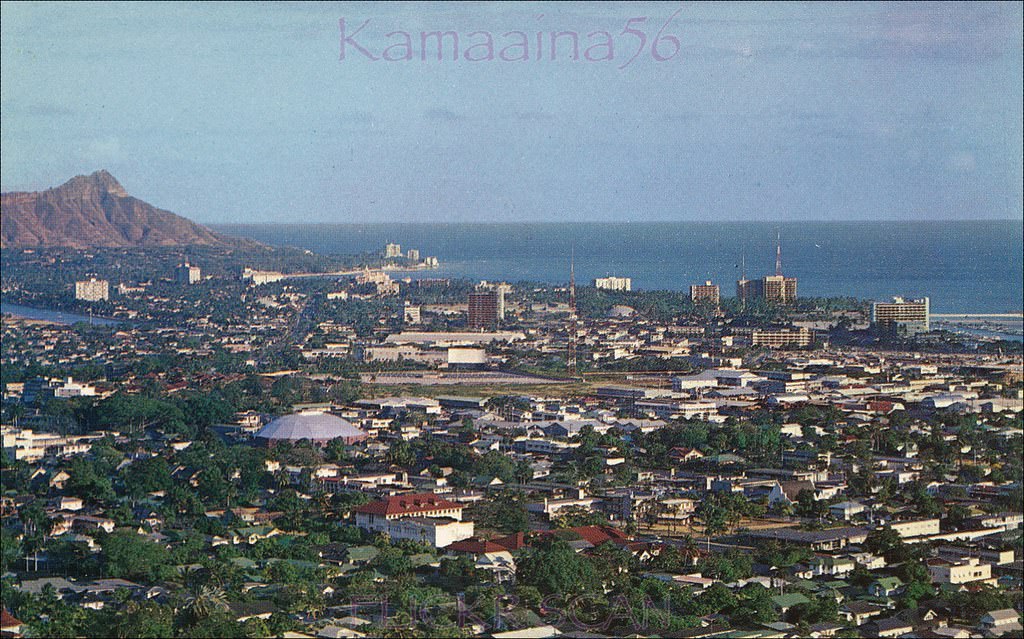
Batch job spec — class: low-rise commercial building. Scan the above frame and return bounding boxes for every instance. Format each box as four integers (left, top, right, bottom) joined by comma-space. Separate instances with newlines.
594, 276, 632, 292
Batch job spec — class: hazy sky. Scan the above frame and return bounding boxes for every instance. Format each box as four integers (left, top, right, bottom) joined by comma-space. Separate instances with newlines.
2, 1, 1021, 223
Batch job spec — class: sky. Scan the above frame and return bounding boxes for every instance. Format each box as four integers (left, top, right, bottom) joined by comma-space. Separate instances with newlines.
1, 1, 1021, 224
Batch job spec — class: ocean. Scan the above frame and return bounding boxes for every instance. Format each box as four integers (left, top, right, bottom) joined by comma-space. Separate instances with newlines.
212, 221, 1024, 314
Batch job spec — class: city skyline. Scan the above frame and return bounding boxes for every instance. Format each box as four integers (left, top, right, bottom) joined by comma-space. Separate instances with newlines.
2, 2, 1022, 224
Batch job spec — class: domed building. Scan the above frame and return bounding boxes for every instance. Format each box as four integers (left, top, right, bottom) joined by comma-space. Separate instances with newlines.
255, 410, 367, 446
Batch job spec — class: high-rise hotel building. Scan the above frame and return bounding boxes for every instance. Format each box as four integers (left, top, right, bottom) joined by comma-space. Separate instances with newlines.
468, 290, 499, 329
872, 297, 930, 336
761, 275, 798, 303
736, 234, 797, 303
690, 280, 720, 305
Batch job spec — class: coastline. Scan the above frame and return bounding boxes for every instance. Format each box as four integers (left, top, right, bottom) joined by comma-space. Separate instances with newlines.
207, 221, 1024, 315
0, 302, 123, 327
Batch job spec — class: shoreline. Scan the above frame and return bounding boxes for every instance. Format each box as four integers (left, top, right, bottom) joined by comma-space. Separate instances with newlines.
1, 302, 124, 327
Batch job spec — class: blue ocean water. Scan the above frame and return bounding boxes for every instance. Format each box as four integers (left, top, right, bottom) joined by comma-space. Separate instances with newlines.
213, 221, 1024, 314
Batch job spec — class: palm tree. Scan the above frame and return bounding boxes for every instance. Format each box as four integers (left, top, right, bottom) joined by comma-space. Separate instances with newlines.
183, 584, 229, 620
303, 590, 326, 620
202, 558, 241, 591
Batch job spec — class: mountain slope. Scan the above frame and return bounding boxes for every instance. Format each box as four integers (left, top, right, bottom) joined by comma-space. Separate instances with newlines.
1, 171, 236, 248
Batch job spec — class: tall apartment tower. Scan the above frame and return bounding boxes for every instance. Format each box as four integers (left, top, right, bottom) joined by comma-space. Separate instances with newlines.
75, 278, 109, 302
468, 290, 499, 329
762, 275, 798, 302
384, 243, 402, 258
476, 281, 511, 322
690, 280, 720, 305
763, 232, 797, 302
567, 252, 578, 377
494, 283, 512, 321
735, 234, 797, 303
175, 262, 201, 284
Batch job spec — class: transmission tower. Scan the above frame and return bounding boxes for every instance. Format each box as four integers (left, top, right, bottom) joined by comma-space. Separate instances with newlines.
567, 248, 578, 378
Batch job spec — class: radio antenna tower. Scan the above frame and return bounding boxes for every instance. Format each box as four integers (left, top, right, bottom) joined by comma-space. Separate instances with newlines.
775, 230, 783, 277
739, 249, 747, 312
567, 247, 578, 378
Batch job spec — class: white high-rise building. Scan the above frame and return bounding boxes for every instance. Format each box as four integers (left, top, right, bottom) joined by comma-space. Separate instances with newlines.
872, 297, 930, 336
75, 278, 109, 301
175, 262, 201, 284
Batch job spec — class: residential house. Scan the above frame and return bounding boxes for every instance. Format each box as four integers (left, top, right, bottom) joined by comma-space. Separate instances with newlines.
868, 577, 904, 598
229, 526, 281, 546
768, 480, 816, 507
829, 501, 866, 521
978, 609, 1022, 637
840, 600, 886, 625
809, 554, 855, 578
1, 609, 23, 638
771, 593, 811, 614
668, 447, 705, 463
864, 617, 914, 638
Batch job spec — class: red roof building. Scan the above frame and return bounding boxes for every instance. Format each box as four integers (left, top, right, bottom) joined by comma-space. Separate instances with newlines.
354, 492, 464, 522
569, 525, 629, 546
447, 539, 510, 554
353, 492, 473, 547
490, 531, 529, 551
668, 447, 705, 462
1, 609, 23, 638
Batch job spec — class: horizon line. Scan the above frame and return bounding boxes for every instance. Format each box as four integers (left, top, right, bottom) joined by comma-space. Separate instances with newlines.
207, 218, 1023, 226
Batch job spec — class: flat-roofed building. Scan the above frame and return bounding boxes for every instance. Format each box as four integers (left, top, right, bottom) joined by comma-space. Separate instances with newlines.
594, 276, 631, 292
736, 277, 763, 301
241, 268, 284, 285
468, 290, 499, 329
494, 283, 511, 320
690, 280, 720, 305
926, 556, 993, 585
747, 327, 812, 348
872, 297, 930, 336
737, 236, 797, 303
403, 301, 421, 324
22, 376, 98, 405
75, 278, 109, 301
762, 275, 798, 302
737, 276, 798, 303
889, 518, 940, 539
476, 281, 511, 321
175, 262, 201, 284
